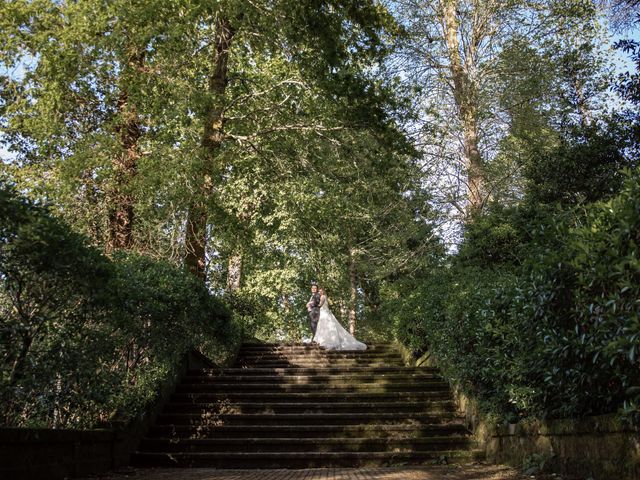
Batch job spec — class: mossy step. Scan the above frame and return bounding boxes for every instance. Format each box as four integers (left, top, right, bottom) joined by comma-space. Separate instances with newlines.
236, 352, 398, 357
236, 353, 404, 365
147, 423, 469, 439
236, 353, 402, 359
134, 343, 476, 470
161, 400, 457, 415
155, 412, 462, 426
236, 356, 400, 361
231, 364, 417, 371
137, 436, 474, 453
233, 363, 406, 369
237, 347, 397, 353
238, 348, 399, 353
130, 449, 485, 468
194, 366, 441, 376
182, 374, 444, 384
233, 362, 405, 368
170, 391, 452, 403
240, 343, 395, 348
175, 382, 451, 394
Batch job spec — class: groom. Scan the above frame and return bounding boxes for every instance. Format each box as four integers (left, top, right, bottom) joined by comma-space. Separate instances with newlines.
306, 282, 321, 336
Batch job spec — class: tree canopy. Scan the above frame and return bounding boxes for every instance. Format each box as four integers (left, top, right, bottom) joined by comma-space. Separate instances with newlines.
1, 0, 640, 425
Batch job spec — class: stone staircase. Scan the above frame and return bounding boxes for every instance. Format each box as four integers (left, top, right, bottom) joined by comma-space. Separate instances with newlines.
131, 342, 482, 468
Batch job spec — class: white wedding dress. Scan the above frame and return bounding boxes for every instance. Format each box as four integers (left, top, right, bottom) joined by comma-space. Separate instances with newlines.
313, 297, 367, 351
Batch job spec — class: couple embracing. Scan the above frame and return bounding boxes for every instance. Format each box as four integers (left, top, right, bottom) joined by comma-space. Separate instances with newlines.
306, 283, 366, 351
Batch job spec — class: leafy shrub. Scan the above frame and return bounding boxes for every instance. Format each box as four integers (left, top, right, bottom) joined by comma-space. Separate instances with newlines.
528, 171, 640, 417
389, 267, 545, 421
393, 170, 640, 420
0, 183, 238, 428
105, 253, 235, 421
387, 272, 450, 355
0, 184, 113, 426
457, 203, 544, 268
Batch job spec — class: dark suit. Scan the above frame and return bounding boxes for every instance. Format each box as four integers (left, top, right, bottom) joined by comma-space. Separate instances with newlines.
308, 292, 321, 335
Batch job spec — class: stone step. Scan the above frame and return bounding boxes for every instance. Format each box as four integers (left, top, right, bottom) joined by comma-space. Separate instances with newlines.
175, 382, 450, 394
131, 449, 485, 468
234, 357, 404, 365
137, 436, 474, 453
161, 401, 457, 415
147, 423, 469, 439
234, 353, 402, 358
134, 343, 474, 469
238, 350, 402, 359
235, 352, 400, 359
194, 366, 441, 376
240, 343, 395, 350
233, 362, 405, 369
170, 391, 452, 403
234, 355, 400, 360
154, 412, 462, 426
236, 352, 402, 359
181, 373, 444, 384
233, 363, 406, 370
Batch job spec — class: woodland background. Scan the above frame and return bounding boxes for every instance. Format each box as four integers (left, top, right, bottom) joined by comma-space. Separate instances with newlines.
1, 0, 639, 429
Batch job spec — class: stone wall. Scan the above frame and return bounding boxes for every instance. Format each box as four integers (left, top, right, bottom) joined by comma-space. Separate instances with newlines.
486, 415, 640, 480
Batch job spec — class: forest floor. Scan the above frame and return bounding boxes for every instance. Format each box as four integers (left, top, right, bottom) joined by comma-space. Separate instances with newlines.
79, 465, 583, 480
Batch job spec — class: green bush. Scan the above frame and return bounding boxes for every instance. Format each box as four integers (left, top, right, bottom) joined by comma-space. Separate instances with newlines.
105, 253, 235, 422
0, 183, 238, 428
528, 171, 640, 418
457, 204, 535, 268
393, 170, 640, 420
389, 267, 545, 421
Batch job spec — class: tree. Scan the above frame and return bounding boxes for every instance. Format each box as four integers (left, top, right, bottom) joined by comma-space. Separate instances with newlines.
0, 1, 183, 250
599, 0, 640, 32
181, 0, 401, 282
391, 0, 603, 219
1, 1, 405, 288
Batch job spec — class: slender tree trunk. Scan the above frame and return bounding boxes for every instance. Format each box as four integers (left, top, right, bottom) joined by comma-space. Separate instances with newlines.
226, 250, 242, 292
441, 0, 484, 214
53, 369, 62, 427
348, 248, 357, 335
184, 206, 207, 280
185, 17, 234, 280
362, 276, 380, 315
108, 52, 144, 251
9, 334, 32, 386
79, 170, 104, 243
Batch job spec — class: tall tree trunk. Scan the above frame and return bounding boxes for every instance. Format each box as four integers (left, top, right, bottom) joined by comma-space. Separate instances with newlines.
185, 17, 234, 280
9, 333, 32, 387
440, 0, 484, 215
348, 248, 357, 335
108, 51, 144, 251
226, 250, 242, 292
362, 275, 380, 315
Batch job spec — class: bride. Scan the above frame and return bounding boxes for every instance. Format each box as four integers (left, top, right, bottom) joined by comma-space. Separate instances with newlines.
313, 288, 367, 351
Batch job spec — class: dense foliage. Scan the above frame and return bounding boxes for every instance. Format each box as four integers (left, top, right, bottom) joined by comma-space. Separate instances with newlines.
390, 169, 640, 421
1, 0, 639, 429
0, 0, 429, 340
384, 7, 640, 422
0, 184, 238, 428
